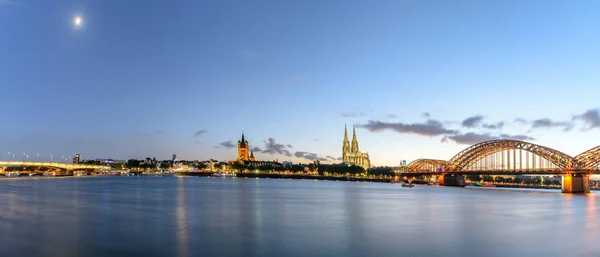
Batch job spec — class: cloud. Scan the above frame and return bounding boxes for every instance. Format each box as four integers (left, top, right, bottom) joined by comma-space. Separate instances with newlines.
155, 130, 165, 134
251, 147, 262, 152
387, 114, 397, 118
482, 122, 505, 130
195, 141, 202, 144
294, 151, 327, 161
341, 112, 365, 117
194, 130, 208, 137
422, 112, 431, 118
514, 118, 528, 124
313, 138, 320, 141
514, 118, 529, 125
461, 115, 484, 128
358, 119, 458, 137
136, 132, 148, 136
261, 138, 292, 156
218, 141, 235, 149
442, 132, 535, 145
238, 49, 262, 61
531, 118, 574, 131
287, 144, 293, 148
574, 108, 600, 130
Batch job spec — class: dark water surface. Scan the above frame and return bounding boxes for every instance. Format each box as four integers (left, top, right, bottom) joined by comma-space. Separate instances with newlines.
0, 177, 598, 257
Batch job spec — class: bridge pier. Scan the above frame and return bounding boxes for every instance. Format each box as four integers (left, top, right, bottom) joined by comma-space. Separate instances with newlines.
440, 174, 465, 187
562, 174, 590, 194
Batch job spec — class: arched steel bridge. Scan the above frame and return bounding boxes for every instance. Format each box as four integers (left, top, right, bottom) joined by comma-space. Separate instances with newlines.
0, 161, 111, 171
403, 140, 600, 175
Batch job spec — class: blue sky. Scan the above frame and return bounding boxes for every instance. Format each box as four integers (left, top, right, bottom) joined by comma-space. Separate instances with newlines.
1, 0, 599, 165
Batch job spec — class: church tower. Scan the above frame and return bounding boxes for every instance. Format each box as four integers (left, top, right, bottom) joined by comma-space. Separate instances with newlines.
237, 132, 250, 163
342, 125, 350, 162
351, 125, 359, 152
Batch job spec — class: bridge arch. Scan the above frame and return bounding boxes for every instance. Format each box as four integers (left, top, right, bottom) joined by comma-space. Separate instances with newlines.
447, 140, 574, 172
574, 145, 600, 170
405, 159, 449, 173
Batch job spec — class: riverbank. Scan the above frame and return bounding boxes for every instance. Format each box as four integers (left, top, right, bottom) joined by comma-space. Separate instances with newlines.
175, 171, 392, 183
470, 184, 600, 191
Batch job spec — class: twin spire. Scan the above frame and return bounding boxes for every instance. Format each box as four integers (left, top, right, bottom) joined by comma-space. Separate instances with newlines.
343, 125, 359, 152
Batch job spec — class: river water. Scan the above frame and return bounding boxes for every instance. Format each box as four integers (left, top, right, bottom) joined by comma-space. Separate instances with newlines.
0, 177, 598, 257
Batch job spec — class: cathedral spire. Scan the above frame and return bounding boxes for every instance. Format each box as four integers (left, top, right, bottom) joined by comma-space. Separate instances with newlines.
343, 125, 349, 142
241, 131, 246, 143
342, 125, 350, 162
351, 125, 359, 152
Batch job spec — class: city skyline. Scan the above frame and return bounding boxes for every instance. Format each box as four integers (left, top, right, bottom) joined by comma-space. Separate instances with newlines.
2, 1, 600, 166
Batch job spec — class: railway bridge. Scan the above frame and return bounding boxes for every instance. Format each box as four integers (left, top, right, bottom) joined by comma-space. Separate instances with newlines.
402, 140, 600, 193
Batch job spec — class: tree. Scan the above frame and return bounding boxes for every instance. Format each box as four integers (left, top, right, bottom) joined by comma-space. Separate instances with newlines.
160, 162, 171, 170
317, 164, 365, 176
247, 165, 256, 172
111, 163, 124, 170
290, 165, 305, 173
231, 162, 247, 172
126, 159, 141, 169
196, 162, 208, 170
140, 163, 156, 170
367, 167, 394, 177
258, 164, 274, 172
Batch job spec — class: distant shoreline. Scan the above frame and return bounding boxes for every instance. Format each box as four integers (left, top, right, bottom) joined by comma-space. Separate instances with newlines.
175, 171, 393, 183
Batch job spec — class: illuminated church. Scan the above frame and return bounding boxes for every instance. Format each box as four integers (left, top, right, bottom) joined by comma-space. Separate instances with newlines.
237, 132, 256, 162
342, 125, 371, 170
233, 132, 281, 167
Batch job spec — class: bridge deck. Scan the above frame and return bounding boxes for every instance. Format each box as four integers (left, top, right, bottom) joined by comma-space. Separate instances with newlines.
0, 161, 110, 170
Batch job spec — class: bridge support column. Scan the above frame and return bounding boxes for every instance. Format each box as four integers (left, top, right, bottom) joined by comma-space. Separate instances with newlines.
437, 175, 444, 185
441, 174, 465, 187
562, 174, 590, 194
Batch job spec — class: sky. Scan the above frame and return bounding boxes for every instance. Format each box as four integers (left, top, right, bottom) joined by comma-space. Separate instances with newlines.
1, 0, 600, 166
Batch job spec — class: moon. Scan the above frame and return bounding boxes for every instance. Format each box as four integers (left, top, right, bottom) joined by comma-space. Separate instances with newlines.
74, 15, 82, 27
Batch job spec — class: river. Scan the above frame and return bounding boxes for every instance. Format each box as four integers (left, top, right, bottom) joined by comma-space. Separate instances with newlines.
0, 176, 598, 257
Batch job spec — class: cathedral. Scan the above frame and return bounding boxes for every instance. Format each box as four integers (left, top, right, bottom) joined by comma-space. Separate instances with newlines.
342, 125, 371, 170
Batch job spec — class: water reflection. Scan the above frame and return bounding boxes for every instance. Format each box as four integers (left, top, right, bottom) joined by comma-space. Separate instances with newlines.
176, 177, 188, 257
0, 177, 600, 257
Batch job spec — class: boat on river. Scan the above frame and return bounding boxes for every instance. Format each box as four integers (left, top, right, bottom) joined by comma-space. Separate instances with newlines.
401, 183, 414, 188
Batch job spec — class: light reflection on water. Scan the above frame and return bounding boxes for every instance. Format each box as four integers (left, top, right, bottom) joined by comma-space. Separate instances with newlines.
0, 177, 599, 257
